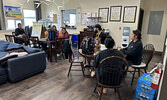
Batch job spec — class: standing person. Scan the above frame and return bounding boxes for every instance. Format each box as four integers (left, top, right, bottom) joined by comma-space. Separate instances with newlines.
118, 30, 143, 65
62, 27, 69, 39
15, 23, 26, 44
48, 25, 52, 31
49, 25, 57, 41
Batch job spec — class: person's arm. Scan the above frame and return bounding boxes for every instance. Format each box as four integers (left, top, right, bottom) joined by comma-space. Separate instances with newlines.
65, 32, 69, 39
15, 29, 19, 36
122, 42, 142, 57
93, 53, 101, 69
100, 33, 107, 44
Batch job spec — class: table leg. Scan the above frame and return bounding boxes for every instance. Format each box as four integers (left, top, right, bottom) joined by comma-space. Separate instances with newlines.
55, 52, 57, 63
49, 43, 52, 62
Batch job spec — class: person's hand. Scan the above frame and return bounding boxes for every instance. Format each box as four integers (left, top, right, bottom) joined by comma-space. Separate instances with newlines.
117, 47, 122, 51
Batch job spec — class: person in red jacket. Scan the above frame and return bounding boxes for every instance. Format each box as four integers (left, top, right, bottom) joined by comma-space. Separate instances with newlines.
62, 27, 69, 39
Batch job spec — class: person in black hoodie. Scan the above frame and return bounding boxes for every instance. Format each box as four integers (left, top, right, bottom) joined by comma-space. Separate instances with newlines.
15, 23, 26, 44
118, 30, 143, 65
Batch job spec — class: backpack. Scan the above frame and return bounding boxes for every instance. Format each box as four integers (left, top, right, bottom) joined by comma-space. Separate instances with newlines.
81, 36, 95, 54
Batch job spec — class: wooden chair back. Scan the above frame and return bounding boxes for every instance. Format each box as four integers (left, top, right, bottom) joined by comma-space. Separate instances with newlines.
97, 56, 129, 88
5, 35, 16, 43
55, 38, 64, 53
142, 44, 155, 68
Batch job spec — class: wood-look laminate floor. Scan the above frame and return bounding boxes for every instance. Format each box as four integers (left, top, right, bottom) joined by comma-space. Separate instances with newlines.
0, 54, 162, 100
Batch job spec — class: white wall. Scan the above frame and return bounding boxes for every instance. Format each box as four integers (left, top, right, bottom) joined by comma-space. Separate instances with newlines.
141, 0, 167, 52
41, 0, 141, 47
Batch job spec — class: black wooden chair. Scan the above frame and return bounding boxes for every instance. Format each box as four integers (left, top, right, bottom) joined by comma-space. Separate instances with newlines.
94, 56, 129, 100
5, 35, 16, 43
67, 47, 85, 77
130, 44, 155, 85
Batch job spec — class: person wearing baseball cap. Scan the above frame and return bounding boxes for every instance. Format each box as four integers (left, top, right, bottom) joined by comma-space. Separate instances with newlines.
93, 24, 107, 45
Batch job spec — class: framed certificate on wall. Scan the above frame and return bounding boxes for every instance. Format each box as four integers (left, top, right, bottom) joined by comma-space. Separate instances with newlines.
110, 6, 122, 22
98, 8, 109, 23
123, 6, 137, 23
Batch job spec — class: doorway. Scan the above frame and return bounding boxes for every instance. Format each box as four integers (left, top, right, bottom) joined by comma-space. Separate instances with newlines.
138, 8, 144, 31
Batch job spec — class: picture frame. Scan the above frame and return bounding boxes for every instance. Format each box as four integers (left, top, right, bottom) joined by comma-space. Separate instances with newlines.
110, 6, 122, 22
98, 8, 109, 23
123, 6, 137, 23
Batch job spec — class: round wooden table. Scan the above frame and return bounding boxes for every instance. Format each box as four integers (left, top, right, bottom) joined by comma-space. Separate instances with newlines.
78, 48, 100, 65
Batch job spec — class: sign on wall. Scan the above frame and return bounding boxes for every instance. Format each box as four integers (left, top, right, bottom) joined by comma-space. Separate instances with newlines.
4, 6, 23, 17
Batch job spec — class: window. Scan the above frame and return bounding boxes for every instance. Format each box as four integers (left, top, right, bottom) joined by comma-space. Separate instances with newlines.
70, 14, 76, 26
7, 20, 15, 30
23, 9, 36, 26
7, 20, 22, 30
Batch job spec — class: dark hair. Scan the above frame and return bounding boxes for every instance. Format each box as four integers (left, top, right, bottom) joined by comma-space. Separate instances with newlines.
52, 25, 57, 30
104, 36, 115, 49
94, 24, 102, 30
18, 23, 21, 26
133, 30, 142, 40
62, 27, 66, 31
48, 25, 51, 28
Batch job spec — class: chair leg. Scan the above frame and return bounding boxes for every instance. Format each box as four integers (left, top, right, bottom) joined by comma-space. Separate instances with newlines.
67, 62, 73, 77
117, 88, 121, 100
131, 69, 136, 86
114, 88, 116, 93
81, 62, 85, 77
144, 69, 147, 73
94, 83, 98, 93
62, 53, 65, 60
99, 87, 103, 100
138, 69, 140, 77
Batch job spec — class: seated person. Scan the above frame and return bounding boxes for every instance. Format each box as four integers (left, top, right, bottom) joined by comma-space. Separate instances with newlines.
93, 36, 125, 93
15, 23, 27, 44
118, 30, 143, 65
58, 28, 69, 39
93, 24, 107, 45
86, 24, 107, 67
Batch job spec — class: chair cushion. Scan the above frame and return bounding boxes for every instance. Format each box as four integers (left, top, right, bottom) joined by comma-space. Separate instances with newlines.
131, 62, 146, 68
